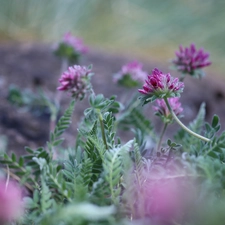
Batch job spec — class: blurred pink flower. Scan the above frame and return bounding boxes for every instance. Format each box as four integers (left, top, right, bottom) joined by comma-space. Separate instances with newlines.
0, 180, 23, 222
146, 178, 182, 222
63, 32, 88, 54
138, 68, 184, 99
153, 97, 183, 122
138, 172, 195, 223
172, 43, 211, 76
57, 65, 92, 100
114, 61, 148, 84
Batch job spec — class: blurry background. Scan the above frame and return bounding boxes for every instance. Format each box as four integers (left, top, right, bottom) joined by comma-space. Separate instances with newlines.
0, 0, 224, 74
1, 0, 225, 153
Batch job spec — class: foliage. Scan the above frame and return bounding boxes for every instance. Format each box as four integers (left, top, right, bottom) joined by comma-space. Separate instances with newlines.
1, 43, 225, 225
7, 84, 56, 117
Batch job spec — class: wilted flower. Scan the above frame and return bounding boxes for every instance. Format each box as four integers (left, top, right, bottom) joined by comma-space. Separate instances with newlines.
0, 180, 23, 222
154, 97, 183, 123
138, 68, 184, 104
57, 65, 92, 100
114, 61, 148, 87
172, 43, 211, 78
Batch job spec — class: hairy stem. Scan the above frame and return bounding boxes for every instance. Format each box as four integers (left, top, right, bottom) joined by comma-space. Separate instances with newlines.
164, 97, 210, 142
50, 58, 69, 132
157, 122, 168, 151
98, 109, 108, 150
48, 174, 72, 202
116, 98, 140, 123
116, 96, 156, 140
203, 145, 217, 157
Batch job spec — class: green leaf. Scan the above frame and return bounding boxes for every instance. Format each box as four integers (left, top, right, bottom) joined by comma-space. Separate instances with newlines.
102, 140, 133, 204
25, 147, 34, 154
212, 115, 219, 128
52, 138, 64, 147
19, 157, 24, 167
11, 152, 16, 162
174, 102, 206, 153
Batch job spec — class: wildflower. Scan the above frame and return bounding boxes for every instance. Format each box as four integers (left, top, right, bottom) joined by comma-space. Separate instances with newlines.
154, 97, 183, 123
57, 65, 92, 100
54, 32, 88, 63
0, 180, 23, 222
129, 168, 196, 223
63, 32, 88, 54
114, 61, 148, 87
138, 68, 184, 105
172, 43, 211, 78
144, 177, 194, 223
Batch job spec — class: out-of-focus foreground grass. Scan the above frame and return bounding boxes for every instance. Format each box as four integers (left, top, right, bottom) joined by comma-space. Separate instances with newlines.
0, 0, 224, 74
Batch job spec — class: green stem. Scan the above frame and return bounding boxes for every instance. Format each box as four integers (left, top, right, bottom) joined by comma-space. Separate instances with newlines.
179, 74, 186, 82
157, 122, 168, 151
164, 97, 210, 142
116, 96, 156, 141
3, 168, 36, 192
98, 109, 108, 150
50, 58, 69, 132
49, 174, 72, 202
5, 165, 10, 191
203, 145, 216, 157
116, 98, 140, 124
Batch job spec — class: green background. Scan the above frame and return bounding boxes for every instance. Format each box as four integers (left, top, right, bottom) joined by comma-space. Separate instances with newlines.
0, 0, 224, 74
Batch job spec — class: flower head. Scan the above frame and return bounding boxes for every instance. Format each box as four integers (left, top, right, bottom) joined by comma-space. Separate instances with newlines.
54, 32, 88, 63
0, 180, 23, 222
172, 43, 211, 78
127, 168, 196, 223
63, 32, 88, 54
143, 176, 194, 222
57, 65, 92, 100
154, 97, 183, 123
114, 61, 148, 87
138, 68, 184, 105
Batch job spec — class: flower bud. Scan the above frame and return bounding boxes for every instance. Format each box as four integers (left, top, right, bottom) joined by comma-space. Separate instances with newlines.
153, 97, 183, 123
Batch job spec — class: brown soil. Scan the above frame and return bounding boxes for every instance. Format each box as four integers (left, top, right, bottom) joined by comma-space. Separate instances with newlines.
0, 43, 225, 155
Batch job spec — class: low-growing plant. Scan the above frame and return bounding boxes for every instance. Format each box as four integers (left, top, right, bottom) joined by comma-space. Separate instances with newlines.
1, 37, 225, 225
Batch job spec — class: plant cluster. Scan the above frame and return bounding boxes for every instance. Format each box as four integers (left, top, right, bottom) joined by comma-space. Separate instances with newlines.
1, 36, 225, 225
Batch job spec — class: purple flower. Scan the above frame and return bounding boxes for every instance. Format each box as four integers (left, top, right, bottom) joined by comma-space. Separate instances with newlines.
57, 65, 92, 100
153, 97, 183, 123
54, 32, 88, 63
142, 173, 194, 222
114, 61, 148, 87
172, 43, 211, 77
0, 180, 23, 222
138, 68, 184, 103
63, 32, 88, 54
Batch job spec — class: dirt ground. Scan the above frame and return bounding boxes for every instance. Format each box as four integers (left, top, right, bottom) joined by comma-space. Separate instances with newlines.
0, 43, 225, 155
